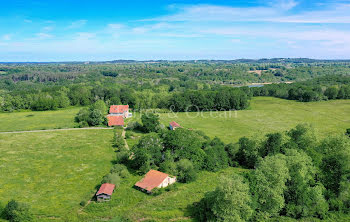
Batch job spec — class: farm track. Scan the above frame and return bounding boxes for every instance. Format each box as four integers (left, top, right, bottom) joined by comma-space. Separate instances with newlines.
0, 127, 114, 134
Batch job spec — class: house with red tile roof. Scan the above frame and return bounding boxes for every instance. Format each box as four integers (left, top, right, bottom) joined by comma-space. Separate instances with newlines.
96, 183, 115, 201
109, 105, 131, 118
135, 169, 176, 193
169, 121, 181, 130
107, 115, 124, 126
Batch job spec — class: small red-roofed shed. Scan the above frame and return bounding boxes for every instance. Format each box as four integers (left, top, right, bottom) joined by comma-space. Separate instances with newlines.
96, 183, 115, 201
169, 121, 181, 130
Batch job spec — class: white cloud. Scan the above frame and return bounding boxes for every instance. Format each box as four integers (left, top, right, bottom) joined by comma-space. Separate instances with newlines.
147, 3, 350, 24
75, 32, 96, 40
35, 33, 54, 39
42, 26, 53, 31
24, 19, 32, 23
2, 34, 12, 41
68, 20, 87, 29
108, 24, 124, 30
271, 0, 298, 10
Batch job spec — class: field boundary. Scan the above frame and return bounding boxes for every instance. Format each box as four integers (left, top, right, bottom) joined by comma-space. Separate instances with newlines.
0, 127, 113, 134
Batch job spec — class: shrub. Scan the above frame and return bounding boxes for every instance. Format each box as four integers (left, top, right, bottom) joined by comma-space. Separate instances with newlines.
126, 121, 142, 131
176, 159, 197, 183
80, 201, 87, 207
110, 164, 130, 178
346, 128, 350, 137
125, 131, 133, 139
78, 121, 88, 128
3, 200, 33, 222
115, 150, 130, 164
102, 173, 121, 186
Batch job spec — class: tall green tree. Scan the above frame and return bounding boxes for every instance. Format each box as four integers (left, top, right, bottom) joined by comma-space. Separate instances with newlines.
141, 113, 160, 133
195, 174, 253, 222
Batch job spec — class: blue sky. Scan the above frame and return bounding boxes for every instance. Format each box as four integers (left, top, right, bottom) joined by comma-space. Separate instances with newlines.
0, 0, 350, 61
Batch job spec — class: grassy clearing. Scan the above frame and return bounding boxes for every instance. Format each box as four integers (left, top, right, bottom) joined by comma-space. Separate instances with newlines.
157, 97, 350, 143
78, 167, 248, 221
0, 129, 115, 220
0, 107, 81, 132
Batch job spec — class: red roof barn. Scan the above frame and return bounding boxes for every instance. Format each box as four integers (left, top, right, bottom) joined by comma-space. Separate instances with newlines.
135, 170, 176, 193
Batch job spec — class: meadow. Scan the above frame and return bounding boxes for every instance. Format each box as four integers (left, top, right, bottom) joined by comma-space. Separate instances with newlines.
158, 97, 350, 143
0, 129, 115, 220
0, 107, 81, 132
78, 167, 247, 221
1, 97, 350, 221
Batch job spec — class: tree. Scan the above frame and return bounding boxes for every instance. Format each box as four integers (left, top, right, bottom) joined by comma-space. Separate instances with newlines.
236, 137, 259, 168
286, 124, 321, 166
162, 129, 206, 169
87, 109, 105, 126
195, 174, 253, 222
90, 99, 107, 114
131, 133, 163, 173
204, 137, 229, 172
284, 149, 328, 219
3, 200, 33, 222
225, 143, 239, 167
75, 108, 89, 122
319, 136, 350, 211
324, 86, 338, 100
260, 132, 283, 157
251, 154, 290, 216
176, 159, 197, 183
141, 113, 160, 133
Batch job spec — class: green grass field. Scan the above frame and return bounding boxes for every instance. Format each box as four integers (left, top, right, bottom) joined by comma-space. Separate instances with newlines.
158, 97, 350, 143
0, 107, 81, 132
77, 167, 247, 221
1, 97, 350, 221
0, 129, 115, 220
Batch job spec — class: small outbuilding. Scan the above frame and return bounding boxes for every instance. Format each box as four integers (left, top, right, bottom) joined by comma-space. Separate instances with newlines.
96, 183, 115, 202
169, 121, 181, 130
135, 170, 176, 193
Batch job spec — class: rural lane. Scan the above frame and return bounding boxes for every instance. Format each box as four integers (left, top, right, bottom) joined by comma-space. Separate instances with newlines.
0, 127, 114, 134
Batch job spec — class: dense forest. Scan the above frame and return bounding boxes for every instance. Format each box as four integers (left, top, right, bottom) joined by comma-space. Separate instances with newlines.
1, 61, 350, 112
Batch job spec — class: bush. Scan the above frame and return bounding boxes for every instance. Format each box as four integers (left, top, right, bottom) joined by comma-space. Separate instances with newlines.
125, 131, 133, 139
126, 121, 142, 131
102, 173, 121, 186
346, 128, 350, 137
3, 200, 33, 222
78, 121, 88, 128
80, 201, 87, 207
176, 159, 197, 183
115, 150, 130, 164
110, 164, 130, 178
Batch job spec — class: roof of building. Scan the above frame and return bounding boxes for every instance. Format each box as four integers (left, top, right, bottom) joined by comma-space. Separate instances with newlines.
109, 105, 129, 114
135, 170, 170, 192
96, 183, 115, 196
169, 121, 181, 128
107, 115, 124, 126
